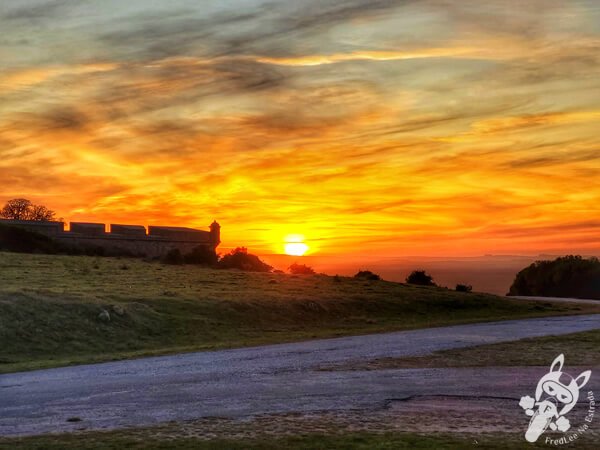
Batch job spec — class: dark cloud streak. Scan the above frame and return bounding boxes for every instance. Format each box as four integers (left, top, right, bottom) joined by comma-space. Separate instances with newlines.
1, 0, 74, 21
98, 0, 412, 61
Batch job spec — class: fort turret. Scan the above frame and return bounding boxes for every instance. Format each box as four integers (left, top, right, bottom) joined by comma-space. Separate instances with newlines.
210, 220, 221, 247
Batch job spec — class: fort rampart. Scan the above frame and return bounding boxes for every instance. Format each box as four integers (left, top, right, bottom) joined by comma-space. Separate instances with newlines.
0, 219, 221, 258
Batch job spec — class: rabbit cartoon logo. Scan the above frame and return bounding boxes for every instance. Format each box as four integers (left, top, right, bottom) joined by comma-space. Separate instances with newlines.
519, 354, 592, 443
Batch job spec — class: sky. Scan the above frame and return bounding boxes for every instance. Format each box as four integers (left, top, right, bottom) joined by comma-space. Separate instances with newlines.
0, 0, 599, 258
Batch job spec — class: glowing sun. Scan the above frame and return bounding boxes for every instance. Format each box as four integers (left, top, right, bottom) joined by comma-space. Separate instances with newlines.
284, 235, 309, 256
284, 242, 309, 256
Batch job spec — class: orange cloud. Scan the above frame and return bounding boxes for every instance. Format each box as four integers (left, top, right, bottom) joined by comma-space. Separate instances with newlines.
255, 48, 480, 66
0, 63, 118, 94
0, 1, 599, 260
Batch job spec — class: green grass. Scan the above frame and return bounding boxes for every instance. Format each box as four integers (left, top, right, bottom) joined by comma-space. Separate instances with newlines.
1, 431, 598, 450
326, 329, 600, 371
1, 251, 598, 374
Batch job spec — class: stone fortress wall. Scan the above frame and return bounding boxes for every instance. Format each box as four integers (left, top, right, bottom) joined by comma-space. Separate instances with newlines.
0, 218, 221, 258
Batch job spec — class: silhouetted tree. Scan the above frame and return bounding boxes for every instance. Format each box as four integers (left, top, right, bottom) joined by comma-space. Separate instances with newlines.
1, 198, 32, 220
29, 204, 56, 221
406, 270, 436, 286
0, 198, 56, 221
288, 263, 315, 275
508, 255, 600, 300
354, 270, 381, 281
456, 284, 473, 293
218, 247, 272, 272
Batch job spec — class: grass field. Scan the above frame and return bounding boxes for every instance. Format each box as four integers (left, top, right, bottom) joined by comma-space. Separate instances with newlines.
1, 251, 598, 374
1, 430, 598, 450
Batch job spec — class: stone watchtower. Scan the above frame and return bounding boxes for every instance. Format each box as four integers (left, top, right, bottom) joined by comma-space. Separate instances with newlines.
210, 220, 221, 247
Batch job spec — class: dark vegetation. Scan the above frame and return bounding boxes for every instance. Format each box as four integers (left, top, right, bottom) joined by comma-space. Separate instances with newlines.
405, 270, 436, 286
455, 284, 472, 293
218, 247, 273, 272
0, 430, 570, 450
354, 270, 381, 281
185, 245, 219, 266
288, 263, 316, 275
164, 247, 268, 271
508, 255, 600, 300
2, 252, 594, 374
0, 198, 56, 221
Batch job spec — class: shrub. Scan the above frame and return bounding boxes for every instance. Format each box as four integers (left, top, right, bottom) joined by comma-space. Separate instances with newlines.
508, 255, 600, 299
184, 245, 219, 266
162, 248, 184, 265
354, 270, 381, 281
456, 284, 473, 293
406, 270, 436, 286
288, 263, 315, 275
218, 247, 273, 272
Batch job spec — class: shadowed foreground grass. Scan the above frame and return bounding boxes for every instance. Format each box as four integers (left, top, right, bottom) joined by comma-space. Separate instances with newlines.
1, 252, 598, 373
1, 431, 598, 450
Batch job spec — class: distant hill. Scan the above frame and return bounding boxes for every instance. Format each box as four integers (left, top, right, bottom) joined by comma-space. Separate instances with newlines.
508, 255, 600, 300
2, 251, 595, 374
262, 253, 546, 295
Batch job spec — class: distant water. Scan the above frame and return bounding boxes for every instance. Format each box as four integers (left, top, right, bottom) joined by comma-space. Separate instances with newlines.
260, 254, 573, 296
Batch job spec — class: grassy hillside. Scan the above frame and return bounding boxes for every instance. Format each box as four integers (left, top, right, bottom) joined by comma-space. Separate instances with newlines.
3, 431, 590, 450
1, 252, 598, 373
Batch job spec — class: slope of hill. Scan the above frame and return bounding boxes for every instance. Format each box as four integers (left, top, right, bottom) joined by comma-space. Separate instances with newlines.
1, 252, 598, 374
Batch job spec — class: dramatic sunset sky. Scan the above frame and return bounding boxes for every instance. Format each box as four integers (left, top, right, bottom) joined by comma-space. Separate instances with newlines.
1, 0, 599, 258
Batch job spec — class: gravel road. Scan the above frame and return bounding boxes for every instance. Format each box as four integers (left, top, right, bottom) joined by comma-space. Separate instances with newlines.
510, 295, 600, 305
1, 314, 599, 436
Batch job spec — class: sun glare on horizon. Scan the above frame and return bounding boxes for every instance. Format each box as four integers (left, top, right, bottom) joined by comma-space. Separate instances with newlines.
284, 234, 309, 255
284, 242, 309, 256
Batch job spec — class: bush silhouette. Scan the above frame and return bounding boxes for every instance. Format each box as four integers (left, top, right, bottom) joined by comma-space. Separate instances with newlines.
184, 245, 218, 266
218, 247, 272, 272
508, 255, 600, 299
162, 248, 184, 265
406, 270, 436, 286
456, 284, 473, 293
354, 270, 381, 281
288, 263, 315, 275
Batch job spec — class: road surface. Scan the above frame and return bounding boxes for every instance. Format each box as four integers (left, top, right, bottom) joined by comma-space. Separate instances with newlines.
510, 295, 600, 305
1, 314, 599, 436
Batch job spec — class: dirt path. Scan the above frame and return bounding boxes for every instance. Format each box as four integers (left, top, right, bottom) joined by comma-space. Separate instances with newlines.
510, 295, 600, 305
1, 314, 599, 437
